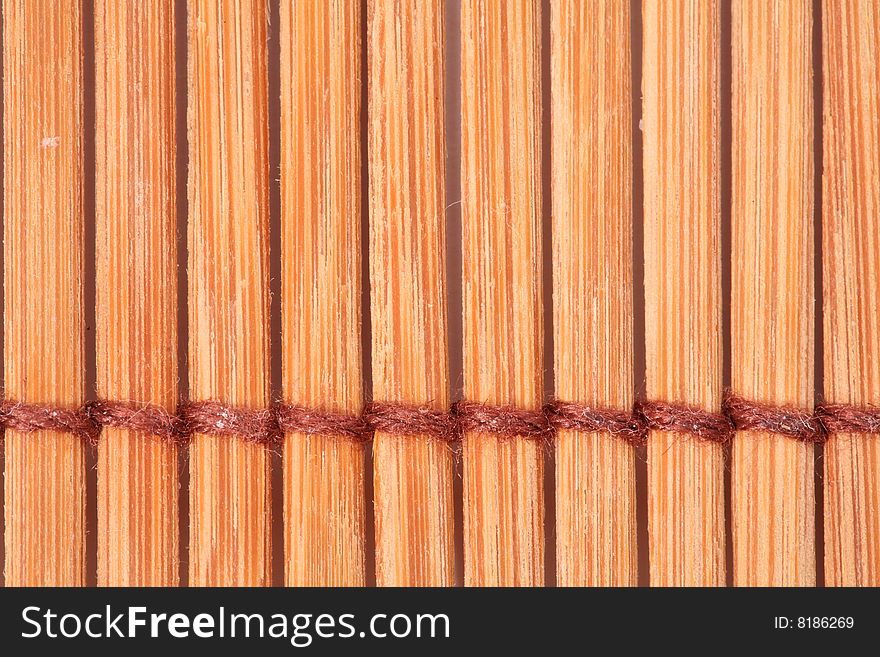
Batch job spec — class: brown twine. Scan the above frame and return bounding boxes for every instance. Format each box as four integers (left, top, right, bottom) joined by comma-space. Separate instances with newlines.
87, 399, 188, 443
364, 401, 457, 441
179, 400, 278, 444
277, 404, 370, 441
0, 399, 100, 444
637, 399, 734, 443
454, 401, 551, 440
545, 399, 645, 446
3, 392, 880, 447
724, 391, 825, 443
816, 403, 880, 435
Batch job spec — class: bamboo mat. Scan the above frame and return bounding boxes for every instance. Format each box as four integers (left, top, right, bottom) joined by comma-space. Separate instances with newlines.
1, 0, 878, 588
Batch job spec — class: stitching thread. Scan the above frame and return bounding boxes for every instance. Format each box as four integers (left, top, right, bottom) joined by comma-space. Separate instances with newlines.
89, 400, 188, 444
0, 400, 100, 444
724, 391, 825, 443
364, 402, 457, 441
455, 401, 551, 440
546, 400, 645, 445
180, 401, 278, 444
1, 391, 878, 446
637, 399, 733, 443
278, 405, 370, 442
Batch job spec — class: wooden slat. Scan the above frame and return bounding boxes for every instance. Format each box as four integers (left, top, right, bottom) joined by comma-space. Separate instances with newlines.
281, 0, 365, 587
95, 0, 179, 587
187, 0, 271, 586
642, 0, 726, 586
731, 0, 815, 586
2, 0, 86, 586
461, 0, 544, 587
367, 0, 455, 586
551, 0, 636, 586
822, 0, 880, 587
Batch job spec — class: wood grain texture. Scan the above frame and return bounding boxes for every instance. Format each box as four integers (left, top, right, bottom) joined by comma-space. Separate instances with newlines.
95, 0, 179, 587
187, 0, 271, 586
822, 0, 880, 587
281, 0, 365, 587
642, 0, 725, 587
551, 0, 635, 587
731, 0, 815, 587
367, 0, 455, 586
461, 0, 544, 587
2, 0, 86, 586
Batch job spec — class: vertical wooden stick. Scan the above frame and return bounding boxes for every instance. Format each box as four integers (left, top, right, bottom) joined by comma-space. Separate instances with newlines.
731, 0, 815, 587
642, 0, 725, 586
2, 0, 86, 586
95, 0, 179, 587
461, 0, 544, 587
551, 0, 636, 586
822, 0, 880, 587
368, 0, 455, 586
281, 0, 365, 587
187, 0, 271, 586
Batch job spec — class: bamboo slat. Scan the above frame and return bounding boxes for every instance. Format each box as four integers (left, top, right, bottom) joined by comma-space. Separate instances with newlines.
187, 0, 271, 586
367, 0, 455, 587
2, 0, 86, 586
281, 0, 365, 587
642, 0, 726, 587
731, 0, 815, 587
822, 0, 880, 587
95, 0, 179, 587
461, 0, 544, 587
551, 0, 636, 587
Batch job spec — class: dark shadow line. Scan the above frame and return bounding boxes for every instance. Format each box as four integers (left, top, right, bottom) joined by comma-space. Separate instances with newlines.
719, 0, 734, 588
539, 0, 556, 588
360, 0, 376, 588
82, 0, 99, 588
630, 0, 649, 588
267, 0, 284, 588
811, 0, 825, 588
443, 0, 464, 588
175, 0, 190, 588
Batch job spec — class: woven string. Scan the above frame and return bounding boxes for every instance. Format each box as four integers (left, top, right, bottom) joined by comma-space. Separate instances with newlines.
817, 403, 880, 434
364, 402, 458, 441
278, 405, 370, 442
637, 400, 734, 443
0, 400, 100, 444
455, 401, 551, 439
724, 391, 825, 443
1, 392, 878, 446
545, 400, 645, 445
88, 400, 188, 444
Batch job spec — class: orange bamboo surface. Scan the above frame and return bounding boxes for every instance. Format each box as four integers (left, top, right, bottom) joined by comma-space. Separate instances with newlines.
731, 0, 815, 587
187, 0, 272, 586
3, 0, 86, 586
822, 0, 880, 587
551, 0, 636, 587
367, 0, 455, 586
642, 0, 726, 586
461, 0, 544, 587
281, 0, 366, 587
2, 0, 879, 594
95, 0, 179, 587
